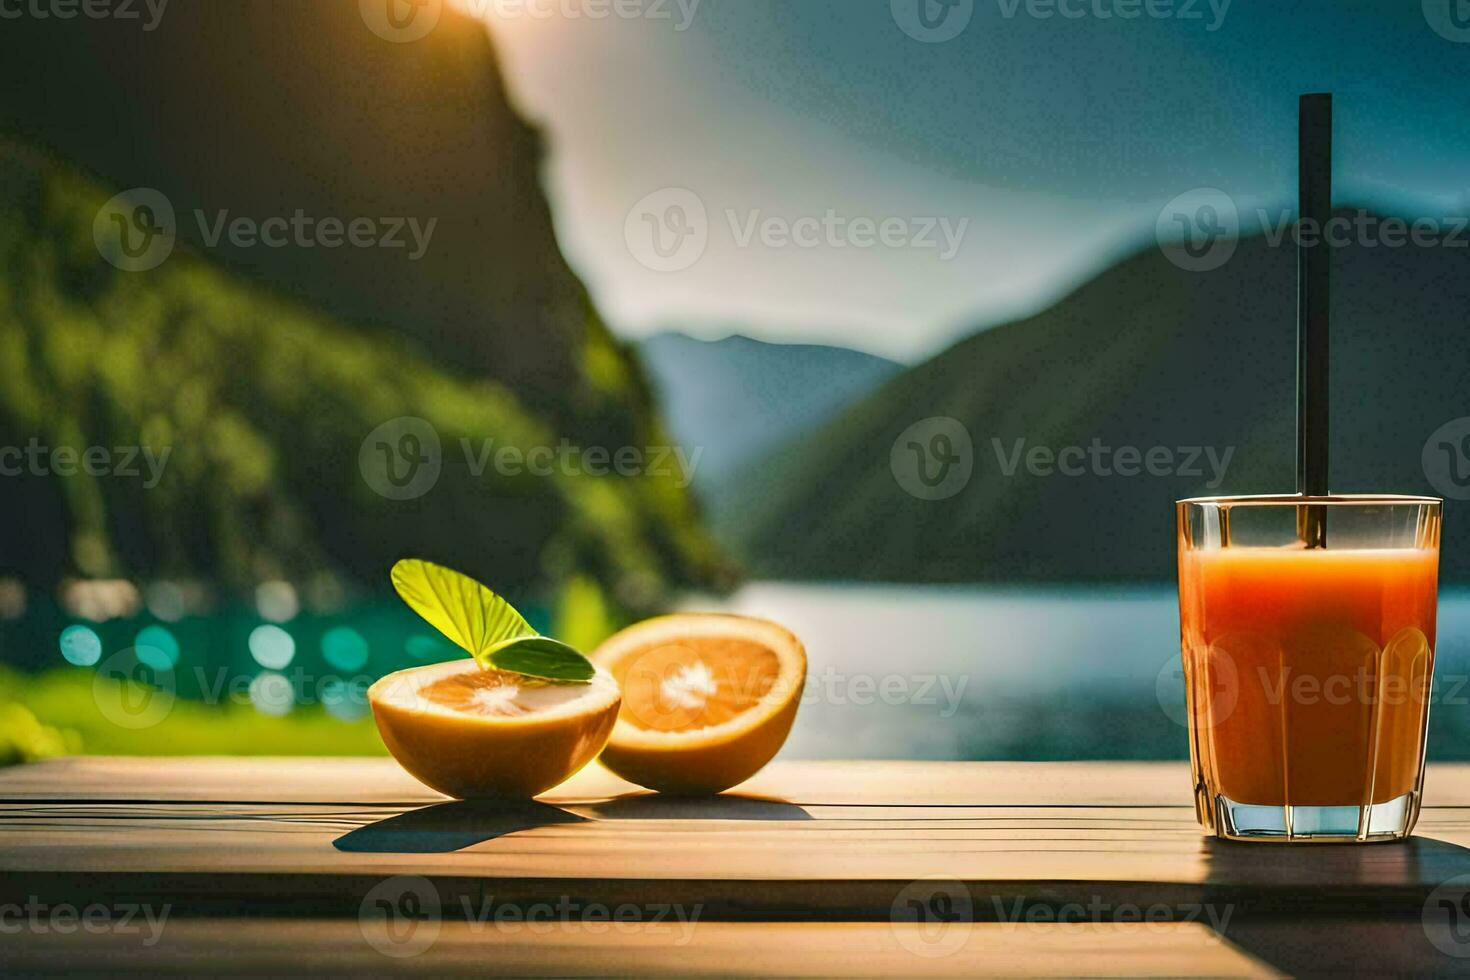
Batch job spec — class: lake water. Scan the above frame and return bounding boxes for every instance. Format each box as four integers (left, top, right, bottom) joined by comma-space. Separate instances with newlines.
684, 582, 1470, 762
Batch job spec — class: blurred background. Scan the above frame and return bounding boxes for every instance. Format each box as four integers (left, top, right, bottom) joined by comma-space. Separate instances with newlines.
0, 0, 1467, 764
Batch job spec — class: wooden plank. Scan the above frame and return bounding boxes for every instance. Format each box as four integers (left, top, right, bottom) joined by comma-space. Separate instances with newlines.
8, 755, 1469, 806
5, 758, 1470, 921
0, 756, 1209, 806
0, 919, 1280, 978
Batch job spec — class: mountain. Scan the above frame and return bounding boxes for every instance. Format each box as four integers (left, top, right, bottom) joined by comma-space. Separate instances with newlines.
637, 332, 901, 495
728, 212, 1470, 582
0, 0, 656, 445
0, 142, 721, 616
0, 2, 724, 613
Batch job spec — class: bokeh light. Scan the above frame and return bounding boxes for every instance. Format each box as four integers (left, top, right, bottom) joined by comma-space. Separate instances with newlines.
248, 624, 296, 670
405, 634, 453, 662
58, 624, 102, 667
248, 671, 294, 716
144, 582, 186, 622
321, 626, 369, 673
255, 581, 300, 623
134, 624, 181, 670
322, 678, 368, 721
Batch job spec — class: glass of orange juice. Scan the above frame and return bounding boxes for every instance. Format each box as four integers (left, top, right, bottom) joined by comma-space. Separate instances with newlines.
1177, 495, 1442, 842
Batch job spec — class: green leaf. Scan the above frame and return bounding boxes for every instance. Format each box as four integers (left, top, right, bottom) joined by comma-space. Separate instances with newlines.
484, 635, 595, 684
390, 559, 536, 665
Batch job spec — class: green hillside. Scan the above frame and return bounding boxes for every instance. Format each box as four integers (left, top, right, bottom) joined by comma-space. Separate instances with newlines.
0, 142, 721, 615
727, 215, 1470, 582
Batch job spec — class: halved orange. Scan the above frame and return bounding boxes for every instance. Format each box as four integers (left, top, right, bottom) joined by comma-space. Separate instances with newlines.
591, 614, 806, 794
369, 658, 621, 799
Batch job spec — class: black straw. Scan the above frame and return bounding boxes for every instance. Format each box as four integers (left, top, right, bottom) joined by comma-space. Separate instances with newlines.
1297, 93, 1332, 546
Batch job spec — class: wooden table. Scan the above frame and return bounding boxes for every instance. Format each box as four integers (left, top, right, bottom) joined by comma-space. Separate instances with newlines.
5, 758, 1470, 976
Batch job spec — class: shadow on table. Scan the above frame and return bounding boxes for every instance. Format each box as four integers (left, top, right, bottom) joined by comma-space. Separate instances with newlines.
334, 794, 811, 853
1203, 835, 1470, 975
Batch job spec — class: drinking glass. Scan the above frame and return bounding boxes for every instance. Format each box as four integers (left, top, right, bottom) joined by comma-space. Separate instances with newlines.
1176, 495, 1442, 842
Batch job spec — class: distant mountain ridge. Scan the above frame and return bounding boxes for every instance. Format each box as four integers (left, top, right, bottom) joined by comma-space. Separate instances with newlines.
638, 332, 901, 498
728, 212, 1470, 582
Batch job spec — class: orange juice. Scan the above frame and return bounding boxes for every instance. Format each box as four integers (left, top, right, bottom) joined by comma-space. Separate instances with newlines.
1178, 546, 1438, 811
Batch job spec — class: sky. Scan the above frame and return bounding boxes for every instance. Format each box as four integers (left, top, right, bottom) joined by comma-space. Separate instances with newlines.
478, 0, 1470, 361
